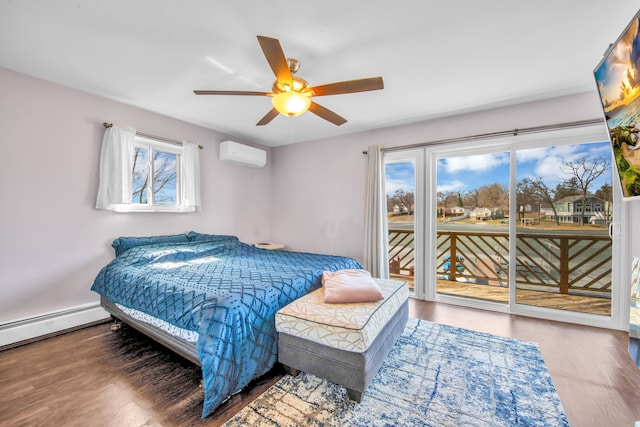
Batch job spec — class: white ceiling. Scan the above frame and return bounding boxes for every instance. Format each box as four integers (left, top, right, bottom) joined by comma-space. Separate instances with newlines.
1, 1, 638, 147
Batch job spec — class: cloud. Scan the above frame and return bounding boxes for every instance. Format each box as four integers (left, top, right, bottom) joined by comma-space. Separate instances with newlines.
441, 153, 509, 173
385, 162, 415, 196
517, 142, 612, 185
385, 177, 414, 196
437, 180, 466, 192
534, 156, 565, 182
516, 146, 550, 163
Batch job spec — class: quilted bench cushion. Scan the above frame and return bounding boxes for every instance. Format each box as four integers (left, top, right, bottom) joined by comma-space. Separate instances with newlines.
275, 279, 408, 352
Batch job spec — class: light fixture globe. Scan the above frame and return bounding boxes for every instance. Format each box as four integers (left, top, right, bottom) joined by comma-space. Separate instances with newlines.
271, 91, 311, 117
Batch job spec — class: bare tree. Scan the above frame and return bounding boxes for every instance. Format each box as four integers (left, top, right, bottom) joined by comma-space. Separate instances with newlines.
151, 153, 177, 204
516, 178, 537, 221
478, 183, 509, 210
131, 148, 177, 205
519, 177, 561, 225
388, 189, 414, 214
461, 188, 477, 208
438, 191, 459, 208
131, 148, 149, 203
562, 156, 610, 226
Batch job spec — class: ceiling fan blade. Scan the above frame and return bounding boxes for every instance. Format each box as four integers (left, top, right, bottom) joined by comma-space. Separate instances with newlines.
311, 77, 384, 97
256, 108, 280, 126
257, 35, 293, 87
308, 101, 347, 126
194, 90, 270, 96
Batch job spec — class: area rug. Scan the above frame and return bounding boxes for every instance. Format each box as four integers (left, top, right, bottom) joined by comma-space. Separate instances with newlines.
223, 319, 570, 427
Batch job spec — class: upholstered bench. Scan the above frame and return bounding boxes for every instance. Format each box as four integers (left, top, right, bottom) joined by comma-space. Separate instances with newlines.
275, 279, 409, 402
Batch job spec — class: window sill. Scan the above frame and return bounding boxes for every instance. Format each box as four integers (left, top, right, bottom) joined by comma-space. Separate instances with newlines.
107, 204, 197, 213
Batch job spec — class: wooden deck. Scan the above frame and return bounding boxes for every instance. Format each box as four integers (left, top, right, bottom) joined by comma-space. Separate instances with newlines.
391, 274, 611, 316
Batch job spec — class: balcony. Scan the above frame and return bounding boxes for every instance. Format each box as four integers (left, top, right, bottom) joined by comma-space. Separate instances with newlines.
388, 224, 612, 316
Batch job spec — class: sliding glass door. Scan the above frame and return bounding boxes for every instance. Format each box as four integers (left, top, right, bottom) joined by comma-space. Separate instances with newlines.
514, 142, 614, 316
435, 150, 510, 306
385, 149, 424, 297
385, 124, 627, 329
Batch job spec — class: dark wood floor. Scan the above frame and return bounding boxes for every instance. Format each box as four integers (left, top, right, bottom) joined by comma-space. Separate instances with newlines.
1, 299, 639, 427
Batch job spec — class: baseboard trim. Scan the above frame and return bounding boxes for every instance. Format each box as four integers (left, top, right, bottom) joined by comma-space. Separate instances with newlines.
0, 303, 111, 350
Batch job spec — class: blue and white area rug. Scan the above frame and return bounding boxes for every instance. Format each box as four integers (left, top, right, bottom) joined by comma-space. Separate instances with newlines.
223, 319, 570, 427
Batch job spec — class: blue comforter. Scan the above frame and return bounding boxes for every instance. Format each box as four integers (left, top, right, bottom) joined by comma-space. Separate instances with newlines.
91, 233, 363, 417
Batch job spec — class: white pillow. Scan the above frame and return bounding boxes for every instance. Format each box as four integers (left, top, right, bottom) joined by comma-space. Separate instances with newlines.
322, 269, 384, 303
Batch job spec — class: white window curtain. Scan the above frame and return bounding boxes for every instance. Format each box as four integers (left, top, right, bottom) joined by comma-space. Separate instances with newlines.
95, 125, 136, 211
363, 145, 389, 278
180, 141, 201, 211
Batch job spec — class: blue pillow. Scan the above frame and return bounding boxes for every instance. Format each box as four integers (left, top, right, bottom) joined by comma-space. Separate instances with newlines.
112, 233, 190, 256
186, 231, 239, 244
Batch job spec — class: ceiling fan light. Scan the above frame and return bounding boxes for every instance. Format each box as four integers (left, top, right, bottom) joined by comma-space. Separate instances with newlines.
271, 91, 311, 117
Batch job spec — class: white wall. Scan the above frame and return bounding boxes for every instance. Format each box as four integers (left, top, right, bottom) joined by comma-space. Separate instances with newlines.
271, 91, 640, 264
3, 65, 640, 337
0, 68, 273, 324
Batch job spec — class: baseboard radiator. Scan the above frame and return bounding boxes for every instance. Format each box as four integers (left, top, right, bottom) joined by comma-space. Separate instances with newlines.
0, 303, 111, 350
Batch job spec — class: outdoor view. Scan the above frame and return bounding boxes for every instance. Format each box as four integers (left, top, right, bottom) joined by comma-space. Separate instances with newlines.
386, 141, 614, 315
132, 145, 178, 206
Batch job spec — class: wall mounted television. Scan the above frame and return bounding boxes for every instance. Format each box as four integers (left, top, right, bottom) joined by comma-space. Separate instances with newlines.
594, 9, 640, 201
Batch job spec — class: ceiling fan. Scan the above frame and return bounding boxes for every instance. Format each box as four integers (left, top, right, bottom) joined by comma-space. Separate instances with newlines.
194, 36, 384, 126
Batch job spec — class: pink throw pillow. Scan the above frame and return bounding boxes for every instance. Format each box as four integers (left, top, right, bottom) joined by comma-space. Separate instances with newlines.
322, 269, 384, 303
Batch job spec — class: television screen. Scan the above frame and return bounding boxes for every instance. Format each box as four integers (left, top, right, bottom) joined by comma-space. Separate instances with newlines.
594, 9, 640, 201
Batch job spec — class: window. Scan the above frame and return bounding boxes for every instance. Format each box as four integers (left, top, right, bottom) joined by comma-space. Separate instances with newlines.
95, 125, 200, 213
131, 137, 181, 209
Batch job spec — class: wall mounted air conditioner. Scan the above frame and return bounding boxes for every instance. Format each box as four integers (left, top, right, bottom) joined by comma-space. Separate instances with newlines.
219, 140, 267, 168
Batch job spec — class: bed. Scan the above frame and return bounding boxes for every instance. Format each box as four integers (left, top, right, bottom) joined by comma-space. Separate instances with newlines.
91, 232, 363, 418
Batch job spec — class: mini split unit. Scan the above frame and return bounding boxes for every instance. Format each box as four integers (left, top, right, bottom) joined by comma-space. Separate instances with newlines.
219, 140, 267, 168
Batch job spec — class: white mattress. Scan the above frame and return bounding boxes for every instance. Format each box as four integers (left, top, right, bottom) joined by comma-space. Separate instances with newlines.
275, 279, 408, 352
115, 303, 199, 343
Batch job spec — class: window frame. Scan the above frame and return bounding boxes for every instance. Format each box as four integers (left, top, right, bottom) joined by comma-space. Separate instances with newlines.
116, 135, 184, 213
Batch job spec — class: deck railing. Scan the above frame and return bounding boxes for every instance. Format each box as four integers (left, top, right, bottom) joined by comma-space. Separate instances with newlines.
389, 227, 612, 297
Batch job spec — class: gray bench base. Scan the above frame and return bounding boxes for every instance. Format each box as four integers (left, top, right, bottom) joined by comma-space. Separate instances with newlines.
278, 300, 408, 402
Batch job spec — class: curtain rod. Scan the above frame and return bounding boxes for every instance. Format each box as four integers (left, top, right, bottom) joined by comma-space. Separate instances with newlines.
363, 118, 605, 154
103, 122, 203, 149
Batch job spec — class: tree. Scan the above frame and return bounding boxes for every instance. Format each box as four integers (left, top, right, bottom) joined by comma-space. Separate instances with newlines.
595, 183, 613, 223
477, 183, 509, 210
595, 182, 613, 202
519, 177, 561, 225
516, 178, 537, 221
463, 188, 480, 208
132, 148, 177, 204
388, 189, 414, 214
437, 191, 459, 208
561, 156, 610, 226
131, 148, 149, 203
554, 177, 580, 202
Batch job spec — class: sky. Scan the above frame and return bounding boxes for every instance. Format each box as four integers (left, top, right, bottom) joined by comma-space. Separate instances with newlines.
385, 141, 613, 196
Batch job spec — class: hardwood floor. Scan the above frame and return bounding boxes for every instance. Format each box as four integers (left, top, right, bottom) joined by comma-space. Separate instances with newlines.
1, 299, 639, 427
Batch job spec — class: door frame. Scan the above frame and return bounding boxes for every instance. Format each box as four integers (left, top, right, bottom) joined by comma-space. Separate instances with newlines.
384, 149, 426, 299
414, 123, 629, 330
